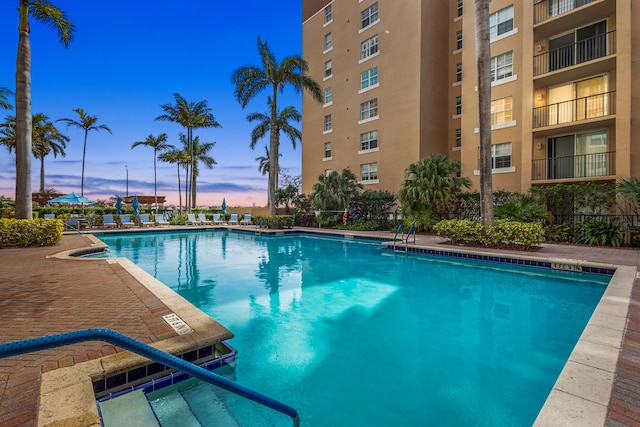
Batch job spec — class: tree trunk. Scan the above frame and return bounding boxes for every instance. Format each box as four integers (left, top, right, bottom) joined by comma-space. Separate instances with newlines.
81, 131, 88, 196
153, 152, 157, 212
39, 156, 45, 193
475, 0, 494, 226
14, 2, 32, 220
268, 87, 278, 215
177, 164, 182, 215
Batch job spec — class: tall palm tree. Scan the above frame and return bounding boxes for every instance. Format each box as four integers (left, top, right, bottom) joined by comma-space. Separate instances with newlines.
191, 137, 217, 207
158, 146, 189, 215
475, 0, 494, 226
12, 1, 74, 219
232, 37, 323, 215
131, 133, 170, 210
156, 93, 221, 211
310, 169, 362, 213
0, 87, 13, 110
247, 100, 300, 196
0, 114, 69, 192
255, 145, 281, 207
58, 108, 111, 197
32, 113, 68, 192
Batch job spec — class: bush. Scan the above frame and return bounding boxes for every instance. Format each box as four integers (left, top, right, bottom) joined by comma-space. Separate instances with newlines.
0, 218, 63, 248
334, 219, 380, 231
433, 218, 545, 250
433, 218, 484, 245
258, 215, 295, 229
577, 218, 623, 247
544, 224, 575, 243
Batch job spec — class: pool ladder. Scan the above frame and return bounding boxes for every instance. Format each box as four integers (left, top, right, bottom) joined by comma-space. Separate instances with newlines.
393, 224, 416, 254
0, 328, 300, 426
255, 218, 266, 235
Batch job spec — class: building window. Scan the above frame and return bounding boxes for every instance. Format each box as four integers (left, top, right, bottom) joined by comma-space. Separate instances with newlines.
491, 96, 513, 125
455, 128, 462, 147
361, 67, 378, 90
324, 169, 332, 177
455, 96, 462, 115
324, 60, 332, 78
457, 0, 463, 17
489, 5, 514, 40
324, 87, 332, 104
324, 33, 332, 51
361, 3, 379, 29
456, 30, 463, 49
361, 162, 378, 182
360, 130, 378, 151
324, 142, 332, 158
490, 51, 513, 82
324, 114, 332, 132
324, 5, 332, 24
360, 98, 378, 121
455, 63, 462, 82
492, 142, 512, 169
361, 35, 379, 60
546, 130, 609, 178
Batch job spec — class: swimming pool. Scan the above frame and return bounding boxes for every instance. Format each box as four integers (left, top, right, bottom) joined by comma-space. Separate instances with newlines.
96, 230, 610, 426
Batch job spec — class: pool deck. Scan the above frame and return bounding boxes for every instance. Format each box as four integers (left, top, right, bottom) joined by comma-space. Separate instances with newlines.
0, 225, 639, 426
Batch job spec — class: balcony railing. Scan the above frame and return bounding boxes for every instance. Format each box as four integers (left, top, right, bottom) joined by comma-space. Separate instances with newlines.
534, 30, 615, 76
531, 151, 615, 181
533, 90, 615, 128
534, 0, 596, 24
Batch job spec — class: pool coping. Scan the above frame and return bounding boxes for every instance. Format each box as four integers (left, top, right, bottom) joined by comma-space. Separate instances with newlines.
42, 229, 637, 427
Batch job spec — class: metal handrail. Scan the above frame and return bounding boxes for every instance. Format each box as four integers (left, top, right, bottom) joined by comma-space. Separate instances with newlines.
0, 328, 300, 426
533, 30, 615, 76
532, 90, 616, 128
405, 225, 417, 245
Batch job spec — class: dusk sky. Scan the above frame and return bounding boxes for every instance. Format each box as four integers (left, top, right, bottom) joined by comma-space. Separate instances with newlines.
0, 1, 305, 207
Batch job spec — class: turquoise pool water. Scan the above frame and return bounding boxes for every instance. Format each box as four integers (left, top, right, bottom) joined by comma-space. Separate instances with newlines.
96, 230, 609, 426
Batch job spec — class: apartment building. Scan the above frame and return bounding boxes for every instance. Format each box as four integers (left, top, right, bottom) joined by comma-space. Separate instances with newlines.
301, 0, 639, 198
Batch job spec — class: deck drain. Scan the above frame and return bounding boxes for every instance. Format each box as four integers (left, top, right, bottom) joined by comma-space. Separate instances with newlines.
106, 259, 116, 264
162, 313, 194, 335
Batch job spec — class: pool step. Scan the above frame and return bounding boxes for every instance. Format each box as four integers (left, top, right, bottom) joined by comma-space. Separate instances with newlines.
148, 391, 203, 427
99, 389, 160, 426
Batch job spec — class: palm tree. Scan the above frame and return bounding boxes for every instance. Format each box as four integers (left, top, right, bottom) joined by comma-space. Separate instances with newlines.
158, 146, 189, 215
191, 137, 217, 207
310, 169, 362, 216
247, 100, 300, 197
12, 1, 74, 219
475, 0, 494, 226
255, 145, 281, 207
58, 108, 111, 197
0, 114, 69, 192
0, 87, 13, 110
232, 37, 323, 215
32, 113, 68, 192
131, 133, 170, 210
156, 93, 221, 211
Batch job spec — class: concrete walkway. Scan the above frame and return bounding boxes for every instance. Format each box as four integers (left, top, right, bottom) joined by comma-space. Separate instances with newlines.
0, 227, 638, 426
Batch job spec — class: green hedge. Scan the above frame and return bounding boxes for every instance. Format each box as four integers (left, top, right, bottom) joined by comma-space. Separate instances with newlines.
255, 215, 295, 229
433, 218, 545, 250
0, 218, 64, 248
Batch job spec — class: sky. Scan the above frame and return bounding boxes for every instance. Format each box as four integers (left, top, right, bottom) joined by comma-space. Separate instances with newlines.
0, 1, 304, 208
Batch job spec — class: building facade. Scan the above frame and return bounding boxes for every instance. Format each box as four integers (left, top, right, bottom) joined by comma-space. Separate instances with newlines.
301, 0, 639, 199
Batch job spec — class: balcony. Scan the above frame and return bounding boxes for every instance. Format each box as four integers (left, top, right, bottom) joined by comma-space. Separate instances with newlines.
533, 90, 615, 129
531, 151, 615, 181
534, 0, 596, 25
534, 30, 615, 77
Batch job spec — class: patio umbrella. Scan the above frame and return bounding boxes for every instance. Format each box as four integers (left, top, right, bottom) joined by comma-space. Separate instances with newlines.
115, 197, 122, 214
132, 195, 140, 215
221, 198, 227, 215
48, 192, 95, 204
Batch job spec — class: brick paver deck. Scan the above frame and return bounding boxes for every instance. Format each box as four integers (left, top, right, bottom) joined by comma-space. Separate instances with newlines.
0, 228, 639, 426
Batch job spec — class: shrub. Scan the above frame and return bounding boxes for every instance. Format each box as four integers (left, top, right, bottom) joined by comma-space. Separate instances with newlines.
544, 224, 575, 243
258, 215, 295, 229
577, 218, 623, 247
434, 218, 545, 250
334, 220, 380, 231
0, 218, 63, 248
433, 218, 484, 245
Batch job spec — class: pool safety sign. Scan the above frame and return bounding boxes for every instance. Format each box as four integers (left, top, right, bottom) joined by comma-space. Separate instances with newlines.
162, 313, 194, 335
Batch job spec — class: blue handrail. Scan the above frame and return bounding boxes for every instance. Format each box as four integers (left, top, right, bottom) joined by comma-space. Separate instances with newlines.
393, 224, 404, 241
406, 225, 417, 244
0, 328, 300, 426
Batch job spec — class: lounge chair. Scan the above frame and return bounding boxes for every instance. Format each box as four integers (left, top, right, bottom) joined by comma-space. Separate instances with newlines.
213, 213, 225, 225
155, 214, 170, 226
198, 213, 213, 225
120, 214, 135, 228
103, 214, 118, 229
186, 213, 201, 226
43, 213, 55, 219
240, 214, 252, 225
139, 214, 154, 227
227, 213, 239, 225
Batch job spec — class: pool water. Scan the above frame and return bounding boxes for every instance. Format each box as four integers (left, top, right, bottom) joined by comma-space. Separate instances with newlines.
97, 230, 609, 426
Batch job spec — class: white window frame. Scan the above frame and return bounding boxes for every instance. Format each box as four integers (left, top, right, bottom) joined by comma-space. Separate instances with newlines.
324, 87, 332, 106
455, 96, 462, 115
491, 142, 512, 169
457, 0, 463, 17
360, 35, 379, 61
490, 51, 513, 83
361, 3, 379, 30
491, 96, 513, 126
324, 60, 332, 80
360, 98, 378, 122
323, 142, 332, 160
323, 114, 332, 133
455, 128, 462, 147
324, 5, 332, 25
360, 162, 378, 183
456, 30, 463, 50
455, 63, 462, 83
359, 130, 378, 152
489, 5, 514, 40
324, 33, 333, 52
360, 67, 379, 91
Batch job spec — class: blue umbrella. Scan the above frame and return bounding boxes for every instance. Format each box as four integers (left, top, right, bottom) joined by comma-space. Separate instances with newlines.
221, 198, 227, 215
132, 195, 140, 215
48, 192, 95, 204
115, 197, 122, 214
